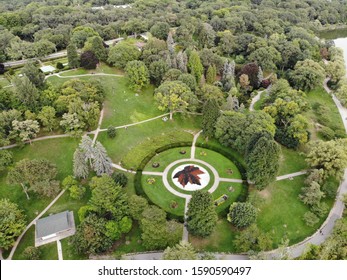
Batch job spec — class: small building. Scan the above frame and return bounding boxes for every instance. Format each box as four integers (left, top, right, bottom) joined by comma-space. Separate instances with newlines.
40, 65, 56, 74
35, 211, 76, 247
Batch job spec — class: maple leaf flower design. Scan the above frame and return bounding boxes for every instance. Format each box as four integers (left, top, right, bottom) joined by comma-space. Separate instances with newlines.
173, 165, 205, 187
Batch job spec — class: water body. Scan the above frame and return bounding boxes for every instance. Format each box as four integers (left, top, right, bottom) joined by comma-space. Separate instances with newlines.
334, 38, 347, 72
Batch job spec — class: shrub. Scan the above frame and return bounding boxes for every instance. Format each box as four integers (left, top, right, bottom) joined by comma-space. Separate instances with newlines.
319, 126, 335, 140
56, 62, 64, 69
227, 202, 257, 228
107, 126, 117, 138
80, 51, 99, 69
69, 185, 86, 200
23, 246, 41, 260
111, 172, 128, 187
303, 211, 319, 227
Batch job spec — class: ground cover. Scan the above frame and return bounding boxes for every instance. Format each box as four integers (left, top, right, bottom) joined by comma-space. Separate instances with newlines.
211, 182, 244, 214
277, 146, 308, 175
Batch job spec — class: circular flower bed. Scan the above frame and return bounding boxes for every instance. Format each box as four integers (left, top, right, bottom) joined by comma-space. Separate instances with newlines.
147, 177, 156, 184
152, 162, 160, 168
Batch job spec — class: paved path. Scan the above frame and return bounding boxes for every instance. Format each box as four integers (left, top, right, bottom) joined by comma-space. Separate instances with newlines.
92, 107, 104, 145
219, 178, 244, 183
7, 189, 66, 260
57, 240, 63, 260
190, 130, 202, 159
55, 73, 124, 79
249, 90, 264, 112
276, 170, 308, 181
142, 171, 164, 176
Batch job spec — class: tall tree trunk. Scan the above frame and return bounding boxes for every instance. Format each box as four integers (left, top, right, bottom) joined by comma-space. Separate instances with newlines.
21, 183, 30, 200
170, 111, 173, 120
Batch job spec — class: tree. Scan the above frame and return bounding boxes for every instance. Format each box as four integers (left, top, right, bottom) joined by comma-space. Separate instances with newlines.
111, 172, 128, 187
248, 46, 281, 71
21, 61, 45, 88
128, 195, 148, 220
0, 64, 5, 75
150, 22, 170, 40
149, 60, 169, 86
290, 60, 325, 91
73, 149, 89, 179
206, 64, 217, 84
239, 63, 260, 89
107, 126, 116, 138
186, 191, 217, 237
306, 140, 347, 180
246, 136, 280, 189
71, 26, 99, 48
176, 51, 188, 73
38, 106, 58, 132
67, 43, 79, 69
12, 76, 39, 111
0, 199, 26, 250
83, 36, 107, 61
125, 60, 150, 91
178, 73, 197, 91
69, 185, 86, 200
73, 214, 112, 255
234, 224, 273, 252
300, 181, 325, 207
163, 241, 198, 260
92, 141, 113, 176
336, 80, 347, 106
23, 246, 41, 260
10, 120, 40, 144
154, 81, 198, 120
197, 23, 216, 48
60, 113, 85, 137
188, 51, 204, 83
199, 84, 224, 105
0, 150, 13, 172
80, 51, 99, 70
89, 175, 128, 221
227, 202, 257, 228
107, 42, 141, 69
239, 74, 250, 90
202, 99, 220, 138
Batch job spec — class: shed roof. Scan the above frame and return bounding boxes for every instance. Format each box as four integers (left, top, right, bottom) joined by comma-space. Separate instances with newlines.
36, 211, 72, 238
40, 65, 56, 73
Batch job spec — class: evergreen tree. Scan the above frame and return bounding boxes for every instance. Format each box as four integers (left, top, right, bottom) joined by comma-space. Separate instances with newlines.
67, 43, 79, 69
221, 60, 235, 92
93, 141, 113, 176
83, 36, 107, 61
257, 66, 264, 87
202, 99, 220, 138
227, 202, 257, 228
167, 32, 175, 56
188, 51, 203, 83
73, 149, 89, 179
79, 135, 94, 166
163, 241, 198, 260
176, 51, 188, 73
186, 191, 217, 237
246, 136, 280, 190
206, 64, 217, 84
21, 61, 45, 88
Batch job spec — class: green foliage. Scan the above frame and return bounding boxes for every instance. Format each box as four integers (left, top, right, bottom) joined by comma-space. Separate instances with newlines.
186, 191, 217, 237
67, 43, 79, 69
107, 126, 117, 138
23, 246, 41, 260
206, 64, 217, 84
73, 214, 112, 255
188, 51, 203, 83
150, 22, 170, 40
108, 42, 141, 69
69, 185, 86, 200
178, 73, 197, 91
125, 60, 150, 91
202, 99, 220, 138
71, 26, 99, 48
246, 136, 280, 190
105, 220, 121, 241
299, 181, 325, 207
128, 195, 148, 221
303, 211, 319, 227
21, 61, 45, 88
227, 202, 257, 228
0, 199, 26, 250
38, 106, 58, 132
89, 175, 128, 221
0, 150, 13, 172
149, 60, 169, 86
163, 241, 198, 260
80, 51, 99, 70
234, 224, 273, 252
119, 216, 132, 234
83, 36, 107, 61
111, 172, 128, 187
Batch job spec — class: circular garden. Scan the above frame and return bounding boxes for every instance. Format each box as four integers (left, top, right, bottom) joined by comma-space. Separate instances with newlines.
138, 145, 248, 217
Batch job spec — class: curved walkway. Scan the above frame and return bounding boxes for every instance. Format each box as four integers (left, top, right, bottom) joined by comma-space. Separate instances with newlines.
54, 73, 124, 79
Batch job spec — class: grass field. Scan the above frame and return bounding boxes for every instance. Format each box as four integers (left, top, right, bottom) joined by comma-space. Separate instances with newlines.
142, 174, 186, 216
278, 146, 308, 175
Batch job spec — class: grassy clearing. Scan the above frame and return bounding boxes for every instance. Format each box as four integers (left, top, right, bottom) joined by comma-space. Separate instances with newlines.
98, 114, 201, 170
195, 148, 242, 179
190, 219, 238, 253
278, 146, 308, 175
256, 175, 338, 247
59, 63, 123, 76
143, 147, 191, 172
142, 174, 185, 216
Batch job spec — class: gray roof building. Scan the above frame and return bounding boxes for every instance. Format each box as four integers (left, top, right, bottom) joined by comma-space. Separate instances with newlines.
35, 211, 75, 247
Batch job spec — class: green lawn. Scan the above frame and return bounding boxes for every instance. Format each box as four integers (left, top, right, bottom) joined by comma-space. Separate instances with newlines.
256, 176, 338, 247
142, 174, 186, 216
144, 147, 191, 172
195, 148, 242, 179
190, 219, 239, 253
0, 78, 10, 87
59, 63, 123, 76
98, 114, 201, 170
278, 146, 307, 175
212, 182, 244, 213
